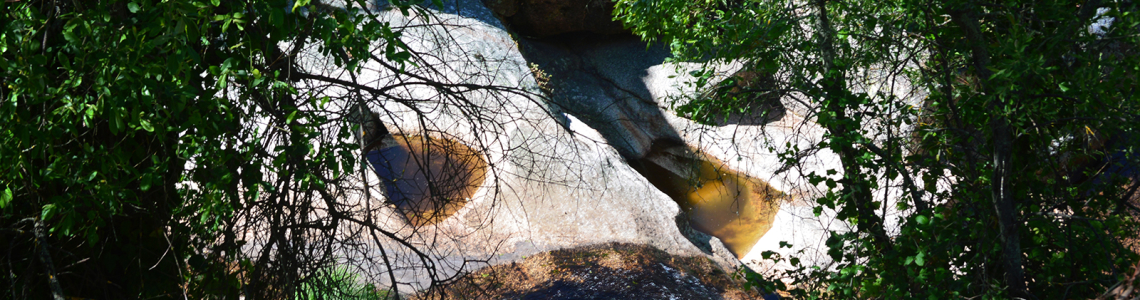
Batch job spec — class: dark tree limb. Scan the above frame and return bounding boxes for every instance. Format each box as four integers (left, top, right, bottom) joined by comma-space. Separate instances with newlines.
950, 4, 1028, 296
34, 219, 65, 300
861, 142, 929, 213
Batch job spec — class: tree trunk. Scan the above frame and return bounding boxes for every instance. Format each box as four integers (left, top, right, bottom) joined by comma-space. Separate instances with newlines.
34, 219, 66, 300
950, 6, 1027, 295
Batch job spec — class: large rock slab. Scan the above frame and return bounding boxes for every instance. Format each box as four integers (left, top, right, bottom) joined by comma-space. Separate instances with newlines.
290, 1, 737, 292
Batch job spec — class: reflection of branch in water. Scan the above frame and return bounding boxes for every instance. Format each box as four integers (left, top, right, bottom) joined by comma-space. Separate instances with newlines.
349, 104, 392, 153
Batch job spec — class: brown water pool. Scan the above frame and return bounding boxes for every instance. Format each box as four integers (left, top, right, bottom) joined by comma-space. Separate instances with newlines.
366, 135, 487, 226
638, 146, 782, 258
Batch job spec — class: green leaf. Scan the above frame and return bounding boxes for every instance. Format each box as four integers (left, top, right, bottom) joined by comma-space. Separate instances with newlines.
0, 187, 12, 209
128, 2, 140, 13
286, 111, 298, 124
915, 252, 926, 266
84, 106, 96, 124
86, 227, 99, 245
292, 0, 311, 12
42, 203, 58, 221
139, 119, 154, 132
112, 111, 124, 135
916, 215, 929, 225
389, 51, 411, 62
57, 52, 72, 70
62, 23, 78, 43
139, 174, 151, 191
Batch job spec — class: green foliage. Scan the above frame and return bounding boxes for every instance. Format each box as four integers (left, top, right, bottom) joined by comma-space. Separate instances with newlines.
616, 0, 1140, 298
0, 0, 415, 298
296, 266, 389, 300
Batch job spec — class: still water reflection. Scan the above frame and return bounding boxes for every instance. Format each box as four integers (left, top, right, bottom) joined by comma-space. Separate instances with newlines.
366, 135, 486, 226
639, 146, 782, 258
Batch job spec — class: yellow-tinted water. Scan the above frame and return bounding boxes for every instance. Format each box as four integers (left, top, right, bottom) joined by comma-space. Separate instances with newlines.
639, 147, 782, 258
369, 135, 487, 226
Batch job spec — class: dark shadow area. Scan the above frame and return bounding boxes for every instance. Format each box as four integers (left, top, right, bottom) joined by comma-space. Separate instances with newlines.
516, 32, 676, 162
675, 213, 715, 255
487, 0, 627, 38
517, 281, 634, 300
420, 242, 767, 299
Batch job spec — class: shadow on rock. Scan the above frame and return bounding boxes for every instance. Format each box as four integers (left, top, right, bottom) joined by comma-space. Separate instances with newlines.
420, 243, 765, 300
516, 32, 678, 161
